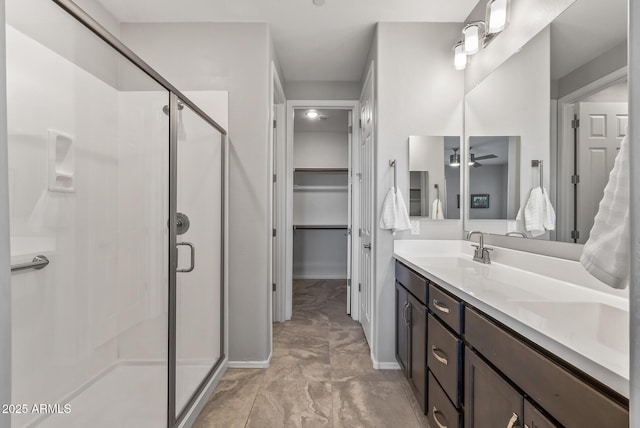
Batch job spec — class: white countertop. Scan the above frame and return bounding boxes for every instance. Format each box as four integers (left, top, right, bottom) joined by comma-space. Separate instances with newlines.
394, 240, 629, 398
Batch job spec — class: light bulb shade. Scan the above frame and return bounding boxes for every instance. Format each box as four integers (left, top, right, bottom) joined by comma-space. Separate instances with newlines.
450, 153, 461, 167
463, 23, 484, 55
487, 0, 510, 34
454, 43, 467, 70
305, 110, 319, 119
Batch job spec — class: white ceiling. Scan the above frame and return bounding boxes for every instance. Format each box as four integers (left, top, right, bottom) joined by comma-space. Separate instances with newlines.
550, 0, 627, 80
95, 0, 479, 82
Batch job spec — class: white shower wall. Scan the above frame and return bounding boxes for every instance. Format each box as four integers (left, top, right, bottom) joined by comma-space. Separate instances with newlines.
7, 25, 127, 427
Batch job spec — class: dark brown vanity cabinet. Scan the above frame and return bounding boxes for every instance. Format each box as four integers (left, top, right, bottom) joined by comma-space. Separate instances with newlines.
395, 261, 629, 427
395, 262, 428, 412
524, 401, 557, 428
465, 348, 523, 428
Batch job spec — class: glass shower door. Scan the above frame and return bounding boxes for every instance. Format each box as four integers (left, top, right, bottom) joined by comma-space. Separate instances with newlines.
171, 96, 225, 420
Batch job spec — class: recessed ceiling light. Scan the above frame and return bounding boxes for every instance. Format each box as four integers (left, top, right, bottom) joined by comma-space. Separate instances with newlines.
306, 110, 319, 119
313, 0, 325, 6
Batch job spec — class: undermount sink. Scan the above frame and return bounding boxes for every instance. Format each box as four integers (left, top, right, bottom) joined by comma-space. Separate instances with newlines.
513, 301, 628, 354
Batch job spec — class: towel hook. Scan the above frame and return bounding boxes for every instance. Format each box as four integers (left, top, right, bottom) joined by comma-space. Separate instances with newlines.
389, 159, 397, 189
531, 160, 543, 189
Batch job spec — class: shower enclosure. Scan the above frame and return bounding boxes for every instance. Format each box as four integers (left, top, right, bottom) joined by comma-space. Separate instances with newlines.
6, 0, 226, 427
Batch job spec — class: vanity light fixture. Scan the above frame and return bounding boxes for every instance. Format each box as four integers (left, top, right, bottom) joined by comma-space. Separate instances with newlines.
450, 148, 461, 167
454, 42, 468, 70
463, 22, 485, 55
454, 0, 510, 70
305, 110, 319, 119
487, 0, 510, 33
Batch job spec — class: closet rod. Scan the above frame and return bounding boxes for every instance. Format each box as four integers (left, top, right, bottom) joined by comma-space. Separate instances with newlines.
293, 225, 348, 230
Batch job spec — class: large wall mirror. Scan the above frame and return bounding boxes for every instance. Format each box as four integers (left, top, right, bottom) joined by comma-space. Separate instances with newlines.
463, 0, 627, 253
409, 136, 461, 220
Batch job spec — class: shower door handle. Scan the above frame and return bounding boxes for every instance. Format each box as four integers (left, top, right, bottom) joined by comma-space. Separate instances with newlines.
176, 242, 195, 273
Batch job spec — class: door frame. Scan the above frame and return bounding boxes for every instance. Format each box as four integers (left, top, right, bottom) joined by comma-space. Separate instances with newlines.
556, 66, 627, 242
281, 99, 360, 322
269, 63, 286, 326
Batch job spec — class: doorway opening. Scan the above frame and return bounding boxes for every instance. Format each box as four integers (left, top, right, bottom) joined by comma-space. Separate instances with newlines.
556, 68, 628, 244
277, 100, 361, 327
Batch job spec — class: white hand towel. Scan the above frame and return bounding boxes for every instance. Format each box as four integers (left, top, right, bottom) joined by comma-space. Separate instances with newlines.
542, 188, 556, 232
431, 198, 445, 220
379, 187, 411, 234
580, 133, 629, 289
522, 187, 546, 237
394, 188, 411, 232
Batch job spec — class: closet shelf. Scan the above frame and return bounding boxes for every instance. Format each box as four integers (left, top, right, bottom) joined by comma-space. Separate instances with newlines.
293, 185, 348, 192
293, 225, 348, 230
294, 168, 348, 173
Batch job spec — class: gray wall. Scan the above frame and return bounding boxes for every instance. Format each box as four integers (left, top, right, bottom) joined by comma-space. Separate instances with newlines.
373, 22, 465, 363
469, 165, 508, 219
0, 0, 10, 424
555, 41, 628, 99
121, 23, 273, 363
285, 81, 361, 100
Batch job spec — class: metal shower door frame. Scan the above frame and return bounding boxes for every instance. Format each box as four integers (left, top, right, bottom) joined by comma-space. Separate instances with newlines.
50, 2, 227, 427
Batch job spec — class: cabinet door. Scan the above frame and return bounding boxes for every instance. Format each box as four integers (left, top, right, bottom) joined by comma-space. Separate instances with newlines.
395, 282, 409, 375
407, 293, 427, 412
524, 401, 558, 428
465, 348, 523, 428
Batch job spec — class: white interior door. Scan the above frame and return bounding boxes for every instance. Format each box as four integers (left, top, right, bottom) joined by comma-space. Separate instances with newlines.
347, 112, 353, 315
359, 67, 374, 346
272, 106, 277, 320
576, 102, 628, 243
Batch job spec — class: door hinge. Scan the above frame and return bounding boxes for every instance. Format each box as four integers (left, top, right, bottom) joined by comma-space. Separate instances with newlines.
358, 283, 362, 292
571, 174, 580, 184
273, 119, 277, 129
358, 228, 362, 237
347, 279, 351, 287
571, 230, 580, 240
272, 229, 276, 237
359, 119, 362, 129
348, 125, 353, 134
273, 174, 277, 183
272, 283, 276, 292
571, 119, 580, 129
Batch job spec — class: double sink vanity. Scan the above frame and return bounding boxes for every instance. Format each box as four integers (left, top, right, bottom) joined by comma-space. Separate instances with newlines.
394, 239, 629, 428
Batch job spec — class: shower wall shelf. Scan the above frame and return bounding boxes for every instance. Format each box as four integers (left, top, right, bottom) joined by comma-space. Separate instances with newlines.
47, 129, 75, 193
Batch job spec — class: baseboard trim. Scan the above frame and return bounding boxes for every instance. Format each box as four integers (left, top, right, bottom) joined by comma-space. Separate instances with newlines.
228, 352, 272, 369
371, 355, 401, 370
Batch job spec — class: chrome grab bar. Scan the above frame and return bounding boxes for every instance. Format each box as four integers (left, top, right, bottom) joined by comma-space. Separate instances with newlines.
11, 255, 50, 272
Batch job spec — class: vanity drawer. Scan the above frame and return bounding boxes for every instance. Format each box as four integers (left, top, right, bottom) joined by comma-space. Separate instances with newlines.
428, 284, 463, 334
428, 371, 462, 428
395, 261, 428, 306
428, 314, 463, 408
464, 307, 629, 428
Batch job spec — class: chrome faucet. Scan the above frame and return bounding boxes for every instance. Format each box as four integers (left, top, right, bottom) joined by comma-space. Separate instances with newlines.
466, 231, 492, 264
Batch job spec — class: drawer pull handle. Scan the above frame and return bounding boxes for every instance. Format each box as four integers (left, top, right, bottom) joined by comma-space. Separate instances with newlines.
433, 299, 450, 314
507, 412, 519, 428
403, 302, 411, 326
432, 406, 448, 428
431, 346, 448, 366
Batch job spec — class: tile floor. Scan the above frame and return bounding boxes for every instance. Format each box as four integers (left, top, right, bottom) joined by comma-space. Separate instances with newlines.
193, 279, 429, 427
